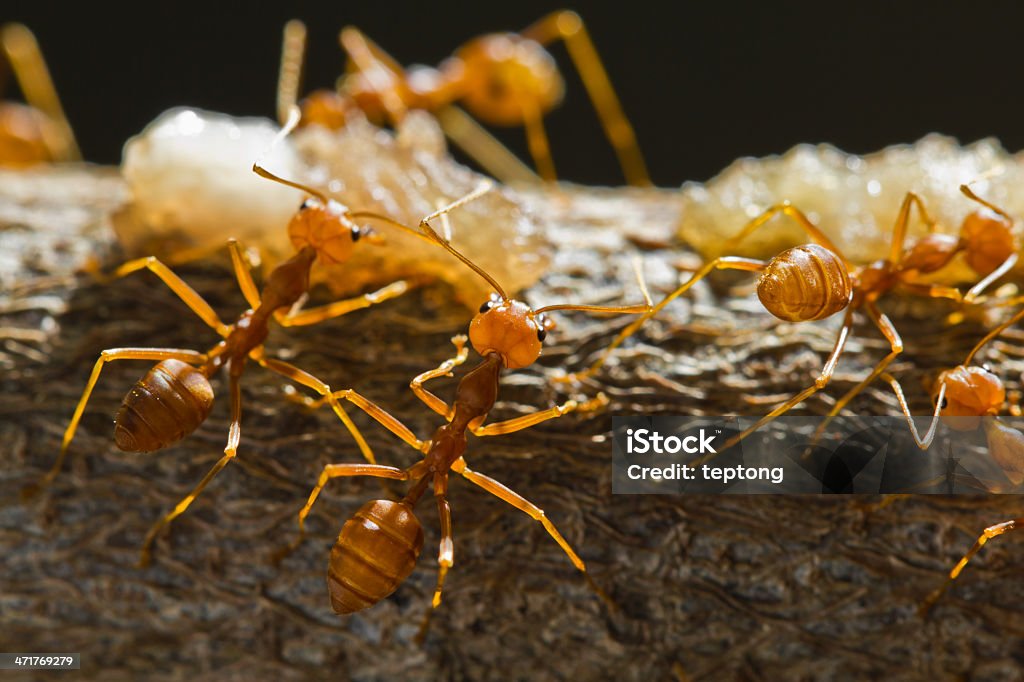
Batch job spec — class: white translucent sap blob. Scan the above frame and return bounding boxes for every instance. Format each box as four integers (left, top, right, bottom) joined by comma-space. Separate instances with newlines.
116, 108, 550, 303
679, 135, 1024, 284
118, 107, 301, 257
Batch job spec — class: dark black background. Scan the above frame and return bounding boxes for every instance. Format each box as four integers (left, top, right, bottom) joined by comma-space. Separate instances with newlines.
5, 1, 1024, 186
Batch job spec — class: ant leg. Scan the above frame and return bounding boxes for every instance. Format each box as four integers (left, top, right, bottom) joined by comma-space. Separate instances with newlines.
338, 27, 409, 125
452, 457, 585, 572
920, 517, 1024, 615
24, 347, 208, 497
805, 303, 905, 447
278, 20, 306, 126
722, 202, 847, 263
274, 280, 410, 327
889, 191, 937, 263
107, 256, 230, 337
709, 307, 856, 459
522, 11, 650, 186
276, 462, 409, 560
434, 105, 541, 184
1, 23, 80, 160
139, 365, 243, 568
965, 252, 1019, 304
897, 281, 963, 302
227, 239, 261, 310
253, 353, 378, 465
431, 472, 454, 607
520, 96, 557, 182
255, 352, 429, 454
964, 304, 1024, 365
411, 335, 469, 419
881, 373, 945, 449
556, 256, 765, 383
471, 394, 608, 437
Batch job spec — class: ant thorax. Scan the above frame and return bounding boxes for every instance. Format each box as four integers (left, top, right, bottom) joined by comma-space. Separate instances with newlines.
899, 233, 960, 274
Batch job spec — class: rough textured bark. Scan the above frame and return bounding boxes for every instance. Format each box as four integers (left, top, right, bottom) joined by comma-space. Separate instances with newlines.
2, 164, 1023, 682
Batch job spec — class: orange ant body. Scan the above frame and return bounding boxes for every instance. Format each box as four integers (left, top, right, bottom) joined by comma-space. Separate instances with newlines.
563, 186, 1016, 454
27, 108, 482, 567
280, 218, 651, 614
877, 305, 1024, 612
277, 13, 649, 186
0, 23, 78, 166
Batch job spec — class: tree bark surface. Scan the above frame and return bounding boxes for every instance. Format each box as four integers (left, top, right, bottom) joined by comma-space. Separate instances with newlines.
2, 165, 1023, 681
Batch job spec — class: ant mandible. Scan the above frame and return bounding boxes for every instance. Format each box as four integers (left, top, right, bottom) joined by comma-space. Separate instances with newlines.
25, 106, 488, 567
278, 215, 651, 614
0, 23, 79, 165
560, 185, 1016, 455
277, 13, 650, 186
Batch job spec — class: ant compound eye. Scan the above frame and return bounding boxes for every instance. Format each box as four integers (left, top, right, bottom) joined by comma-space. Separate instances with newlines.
300, 198, 314, 211
536, 327, 547, 342
982, 364, 994, 374
479, 293, 502, 314
350, 226, 361, 242
941, 397, 949, 409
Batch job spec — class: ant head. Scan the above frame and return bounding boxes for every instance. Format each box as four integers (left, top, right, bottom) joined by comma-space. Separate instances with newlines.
959, 183, 1016, 276
935, 364, 1005, 430
959, 209, 1015, 276
288, 197, 382, 266
254, 105, 389, 265
455, 33, 564, 126
469, 294, 554, 369
758, 244, 852, 322
299, 90, 355, 130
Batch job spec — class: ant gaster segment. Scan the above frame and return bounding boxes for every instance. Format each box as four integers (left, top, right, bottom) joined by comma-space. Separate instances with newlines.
559, 188, 1016, 455
277, 13, 650, 186
278, 214, 652, 615
25, 107, 484, 568
0, 23, 79, 165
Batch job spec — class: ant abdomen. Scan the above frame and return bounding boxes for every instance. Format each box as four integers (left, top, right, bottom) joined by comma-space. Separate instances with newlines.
757, 244, 851, 322
114, 359, 214, 453
328, 499, 424, 614
455, 34, 564, 126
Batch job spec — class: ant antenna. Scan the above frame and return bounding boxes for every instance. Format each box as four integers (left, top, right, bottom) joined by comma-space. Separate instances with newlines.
278, 20, 306, 126
252, 105, 328, 203
964, 305, 1024, 366
960, 182, 1013, 223
415, 181, 509, 300
535, 256, 652, 315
